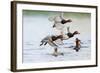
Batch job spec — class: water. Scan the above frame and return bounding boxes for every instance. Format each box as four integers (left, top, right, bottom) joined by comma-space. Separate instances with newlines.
22, 10, 91, 63
23, 36, 91, 63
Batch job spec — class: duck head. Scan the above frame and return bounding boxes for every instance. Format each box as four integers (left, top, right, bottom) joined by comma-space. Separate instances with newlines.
66, 19, 72, 22
73, 31, 80, 35
61, 19, 72, 24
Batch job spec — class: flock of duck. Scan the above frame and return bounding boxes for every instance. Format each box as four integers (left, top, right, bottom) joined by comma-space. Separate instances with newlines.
40, 12, 81, 56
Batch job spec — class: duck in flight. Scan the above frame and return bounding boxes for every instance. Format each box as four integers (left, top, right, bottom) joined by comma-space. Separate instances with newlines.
49, 12, 72, 30
40, 27, 80, 56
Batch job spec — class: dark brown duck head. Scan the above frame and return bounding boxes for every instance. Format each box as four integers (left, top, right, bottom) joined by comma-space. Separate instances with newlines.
61, 19, 72, 24
66, 31, 80, 38
73, 31, 80, 35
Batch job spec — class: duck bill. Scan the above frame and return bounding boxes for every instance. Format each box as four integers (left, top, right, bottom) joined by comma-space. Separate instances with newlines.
78, 33, 80, 34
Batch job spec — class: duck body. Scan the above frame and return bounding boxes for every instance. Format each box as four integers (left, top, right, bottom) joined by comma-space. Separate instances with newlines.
50, 13, 72, 31
74, 38, 81, 52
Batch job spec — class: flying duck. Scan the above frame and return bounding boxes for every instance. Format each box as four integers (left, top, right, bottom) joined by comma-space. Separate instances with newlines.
40, 27, 80, 56
63, 27, 80, 39
49, 12, 72, 30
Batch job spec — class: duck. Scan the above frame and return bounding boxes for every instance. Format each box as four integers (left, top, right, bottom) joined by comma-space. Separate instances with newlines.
53, 19, 72, 28
40, 35, 59, 56
40, 27, 80, 56
63, 27, 80, 40
49, 12, 72, 30
74, 38, 81, 52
